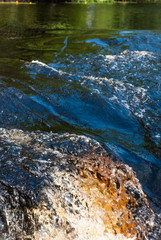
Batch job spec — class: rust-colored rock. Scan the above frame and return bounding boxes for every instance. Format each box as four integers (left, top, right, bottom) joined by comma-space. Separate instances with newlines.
0, 128, 160, 240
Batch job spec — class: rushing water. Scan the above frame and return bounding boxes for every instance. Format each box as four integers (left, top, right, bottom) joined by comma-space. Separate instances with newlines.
0, 2, 161, 219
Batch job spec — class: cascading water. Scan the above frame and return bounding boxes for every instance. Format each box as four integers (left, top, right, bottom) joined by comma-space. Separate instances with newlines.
0, 3, 161, 239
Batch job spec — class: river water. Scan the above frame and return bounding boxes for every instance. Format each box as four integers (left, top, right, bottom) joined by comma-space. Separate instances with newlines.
0, 2, 161, 217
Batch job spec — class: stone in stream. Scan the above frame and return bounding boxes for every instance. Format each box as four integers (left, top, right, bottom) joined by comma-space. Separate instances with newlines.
0, 128, 160, 240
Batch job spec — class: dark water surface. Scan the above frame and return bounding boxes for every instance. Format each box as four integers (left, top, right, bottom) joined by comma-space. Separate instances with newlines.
0, 3, 161, 212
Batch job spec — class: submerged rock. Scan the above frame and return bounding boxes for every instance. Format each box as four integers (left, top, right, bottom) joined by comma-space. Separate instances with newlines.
0, 128, 160, 240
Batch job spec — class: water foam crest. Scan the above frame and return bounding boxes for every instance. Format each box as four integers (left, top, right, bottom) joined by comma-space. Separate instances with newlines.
26, 47, 161, 140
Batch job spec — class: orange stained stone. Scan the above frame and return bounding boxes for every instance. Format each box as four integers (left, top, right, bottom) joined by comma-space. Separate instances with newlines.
74, 154, 142, 237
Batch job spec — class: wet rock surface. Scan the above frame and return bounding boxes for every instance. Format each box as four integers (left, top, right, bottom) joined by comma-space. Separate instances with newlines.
0, 128, 160, 240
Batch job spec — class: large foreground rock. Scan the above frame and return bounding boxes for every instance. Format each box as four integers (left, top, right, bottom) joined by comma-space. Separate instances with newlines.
0, 128, 160, 240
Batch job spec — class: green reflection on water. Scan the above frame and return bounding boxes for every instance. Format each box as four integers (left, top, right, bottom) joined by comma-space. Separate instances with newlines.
0, 3, 161, 62
0, 3, 161, 34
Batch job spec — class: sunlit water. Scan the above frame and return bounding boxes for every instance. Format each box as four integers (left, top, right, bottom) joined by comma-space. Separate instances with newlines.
0, 3, 161, 216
